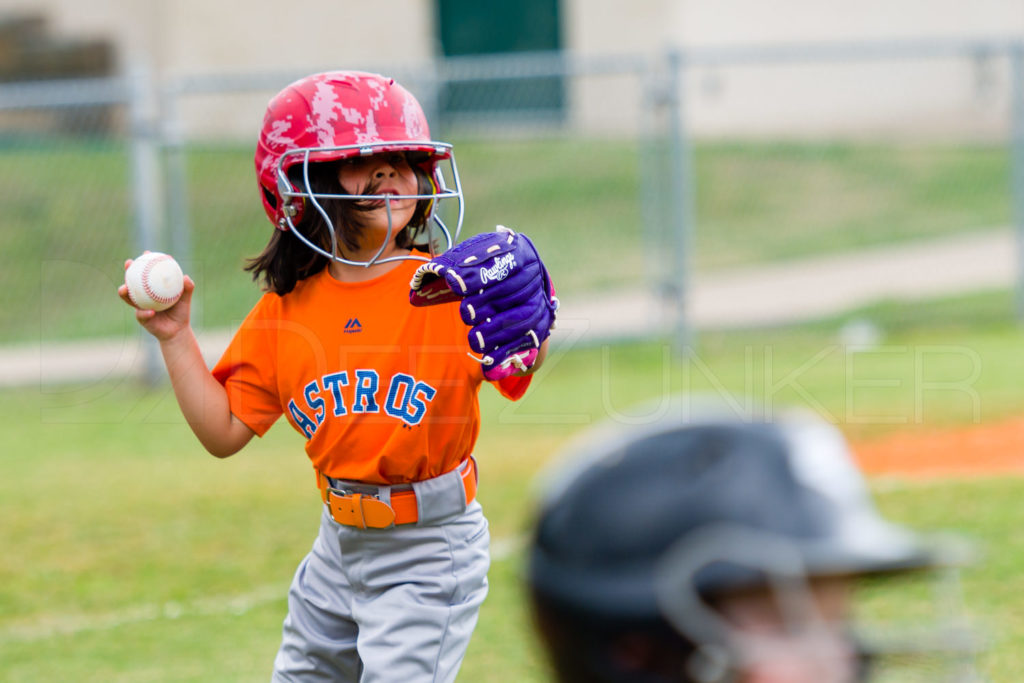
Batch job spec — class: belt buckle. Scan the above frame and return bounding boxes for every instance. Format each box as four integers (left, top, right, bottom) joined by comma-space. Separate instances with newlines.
327, 488, 397, 529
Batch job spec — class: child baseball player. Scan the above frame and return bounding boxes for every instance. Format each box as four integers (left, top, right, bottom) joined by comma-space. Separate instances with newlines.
118, 70, 558, 682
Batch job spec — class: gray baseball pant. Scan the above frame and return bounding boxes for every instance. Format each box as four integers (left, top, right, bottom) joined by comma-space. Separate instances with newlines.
271, 467, 490, 682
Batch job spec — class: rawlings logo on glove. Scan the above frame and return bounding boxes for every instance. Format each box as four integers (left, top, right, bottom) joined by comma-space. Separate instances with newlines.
409, 225, 558, 381
480, 253, 516, 284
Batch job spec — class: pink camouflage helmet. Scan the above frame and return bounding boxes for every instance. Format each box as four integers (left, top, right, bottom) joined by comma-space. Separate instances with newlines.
254, 70, 463, 265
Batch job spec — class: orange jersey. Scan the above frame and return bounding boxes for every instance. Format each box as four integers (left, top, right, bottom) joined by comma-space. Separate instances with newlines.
211, 260, 531, 484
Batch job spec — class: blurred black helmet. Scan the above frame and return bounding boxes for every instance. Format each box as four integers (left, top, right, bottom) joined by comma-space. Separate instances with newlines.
527, 405, 975, 683
529, 413, 940, 616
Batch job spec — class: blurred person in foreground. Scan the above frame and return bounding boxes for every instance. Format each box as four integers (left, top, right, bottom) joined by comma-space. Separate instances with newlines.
526, 402, 981, 682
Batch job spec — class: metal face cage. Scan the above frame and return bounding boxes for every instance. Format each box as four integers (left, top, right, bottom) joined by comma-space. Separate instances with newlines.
276, 141, 464, 266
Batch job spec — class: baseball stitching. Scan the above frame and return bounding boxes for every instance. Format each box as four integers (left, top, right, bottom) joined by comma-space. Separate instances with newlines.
141, 255, 178, 305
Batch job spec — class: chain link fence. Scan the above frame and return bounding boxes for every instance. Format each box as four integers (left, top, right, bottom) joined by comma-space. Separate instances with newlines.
163, 56, 681, 343
2, 42, 1024, 382
0, 54, 683, 352
1, 77, 137, 346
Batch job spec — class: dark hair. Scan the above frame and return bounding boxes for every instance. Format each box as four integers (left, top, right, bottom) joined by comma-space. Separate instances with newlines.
245, 157, 434, 295
530, 590, 699, 683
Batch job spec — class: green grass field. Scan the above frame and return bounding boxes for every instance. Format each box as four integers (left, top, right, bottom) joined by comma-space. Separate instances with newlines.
4, 288, 1024, 681
0, 138, 1011, 343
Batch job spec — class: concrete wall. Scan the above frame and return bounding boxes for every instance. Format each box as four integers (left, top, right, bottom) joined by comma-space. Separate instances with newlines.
569, 0, 1024, 139
0, 0, 437, 138
0, 0, 435, 75
2, 0, 1023, 139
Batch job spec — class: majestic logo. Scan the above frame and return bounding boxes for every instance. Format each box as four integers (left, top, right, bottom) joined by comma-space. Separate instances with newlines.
480, 254, 516, 285
344, 318, 362, 333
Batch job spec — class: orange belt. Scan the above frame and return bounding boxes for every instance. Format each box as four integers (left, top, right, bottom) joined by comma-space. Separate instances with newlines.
315, 458, 477, 529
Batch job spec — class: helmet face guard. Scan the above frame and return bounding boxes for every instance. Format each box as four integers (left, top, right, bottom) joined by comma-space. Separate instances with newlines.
652, 525, 978, 683
255, 71, 462, 266
653, 525, 867, 682
276, 141, 464, 266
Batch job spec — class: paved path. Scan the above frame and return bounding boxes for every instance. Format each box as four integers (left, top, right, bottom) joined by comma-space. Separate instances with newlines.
565, 226, 1016, 337
1, 228, 1016, 387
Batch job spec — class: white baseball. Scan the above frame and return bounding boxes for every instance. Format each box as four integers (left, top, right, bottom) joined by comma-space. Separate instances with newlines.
125, 252, 184, 311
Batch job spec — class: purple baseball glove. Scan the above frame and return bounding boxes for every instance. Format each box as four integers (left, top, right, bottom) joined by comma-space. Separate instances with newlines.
409, 225, 558, 380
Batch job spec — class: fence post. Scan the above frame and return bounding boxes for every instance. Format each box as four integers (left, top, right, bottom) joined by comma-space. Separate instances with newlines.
420, 60, 445, 141
161, 80, 194, 326
128, 62, 165, 385
1011, 43, 1024, 323
665, 48, 694, 352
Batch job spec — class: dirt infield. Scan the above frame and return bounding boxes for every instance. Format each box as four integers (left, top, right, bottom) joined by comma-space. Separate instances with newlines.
851, 416, 1024, 478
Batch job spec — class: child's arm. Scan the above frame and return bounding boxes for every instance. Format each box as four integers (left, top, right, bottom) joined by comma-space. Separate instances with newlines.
158, 320, 256, 457
119, 264, 255, 457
